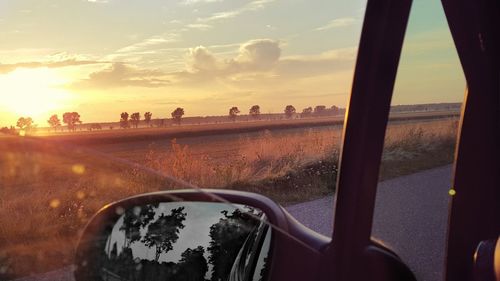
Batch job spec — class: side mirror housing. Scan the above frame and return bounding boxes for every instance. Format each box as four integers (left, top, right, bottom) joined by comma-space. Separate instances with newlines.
74, 189, 329, 281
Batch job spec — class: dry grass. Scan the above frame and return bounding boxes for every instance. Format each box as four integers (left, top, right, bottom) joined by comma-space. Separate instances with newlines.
380, 119, 458, 180
0, 118, 458, 279
0, 140, 167, 279
143, 129, 341, 188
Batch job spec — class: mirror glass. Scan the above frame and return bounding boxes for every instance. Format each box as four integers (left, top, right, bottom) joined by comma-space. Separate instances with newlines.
92, 202, 271, 281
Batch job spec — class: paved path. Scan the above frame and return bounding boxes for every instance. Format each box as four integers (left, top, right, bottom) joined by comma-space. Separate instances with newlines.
15, 165, 452, 281
287, 165, 452, 281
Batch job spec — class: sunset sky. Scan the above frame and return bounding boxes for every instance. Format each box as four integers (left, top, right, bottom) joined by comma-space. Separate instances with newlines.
0, 0, 465, 127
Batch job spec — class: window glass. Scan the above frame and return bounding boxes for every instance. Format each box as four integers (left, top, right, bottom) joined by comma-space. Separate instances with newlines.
252, 226, 271, 281
371, 1, 465, 281
0, 0, 365, 279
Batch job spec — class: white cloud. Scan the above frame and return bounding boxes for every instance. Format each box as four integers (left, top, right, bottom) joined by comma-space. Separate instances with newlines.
186, 39, 280, 74
316, 17, 356, 31
197, 0, 275, 23
198, 10, 239, 22
170, 39, 356, 85
185, 23, 212, 30
233, 39, 281, 71
277, 47, 357, 77
188, 46, 218, 72
115, 33, 180, 54
182, 0, 223, 5
0, 57, 107, 74
71, 63, 169, 89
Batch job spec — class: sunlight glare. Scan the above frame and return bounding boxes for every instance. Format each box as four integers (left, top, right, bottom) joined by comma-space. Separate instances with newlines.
0, 68, 73, 121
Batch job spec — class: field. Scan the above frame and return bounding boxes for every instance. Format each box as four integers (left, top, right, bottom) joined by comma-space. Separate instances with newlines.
31, 110, 458, 143
0, 115, 458, 279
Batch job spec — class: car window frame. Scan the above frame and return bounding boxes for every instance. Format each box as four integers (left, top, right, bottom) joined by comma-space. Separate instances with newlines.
325, 0, 500, 280
440, 0, 500, 280
322, 1, 413, 280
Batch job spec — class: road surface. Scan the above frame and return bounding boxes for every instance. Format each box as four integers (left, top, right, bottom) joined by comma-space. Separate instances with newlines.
287, 165, 452, 281
14, 165, 452, 281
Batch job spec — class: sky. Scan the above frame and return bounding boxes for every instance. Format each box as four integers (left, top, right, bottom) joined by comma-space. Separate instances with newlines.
0, 0, 465, 127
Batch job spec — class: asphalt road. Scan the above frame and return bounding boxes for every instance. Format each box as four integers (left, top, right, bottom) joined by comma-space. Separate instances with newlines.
287, 165, 453, 281
14, 165, 452, 281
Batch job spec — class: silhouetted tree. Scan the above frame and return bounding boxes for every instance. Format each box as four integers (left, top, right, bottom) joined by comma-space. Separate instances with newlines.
47, 114, 61, 132
331, 105, 340, 115
0, 126, 17, 135
314, 105, 326, 115
130, 112, 141, 128
120, 204, 158, 248
284, 105, 296, 119
115, 248, 136, 279
120, 112, 130, 129
63, 112, 81, 131
88, 123, 102, 131
301, 107, 313, 117
171, 108, 185, 125
142, 207, 187, 261
144, 112, 153, 127
249, 105, 261, 119
229, 107, 240, 122
176, 246, 209, 281
138, 260, 177, 281
208, 209, 259, 281
16, 117, 33, 130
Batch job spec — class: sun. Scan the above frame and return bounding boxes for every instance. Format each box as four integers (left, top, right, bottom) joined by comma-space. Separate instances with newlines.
0, 68, 73, 123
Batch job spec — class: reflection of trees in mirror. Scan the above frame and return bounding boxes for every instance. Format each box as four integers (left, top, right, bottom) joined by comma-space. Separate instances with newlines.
176, 246, 209, 281
120, 204, 158, 248
208, 208, 260, 281
142, 207, 187, 261
258, 257, 269, 281
100, 204, 264, 281
103, 245, 208, 281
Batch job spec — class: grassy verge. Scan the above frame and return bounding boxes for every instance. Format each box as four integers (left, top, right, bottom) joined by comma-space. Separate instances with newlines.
379, 119, 457, 181
0, 119, 457, 279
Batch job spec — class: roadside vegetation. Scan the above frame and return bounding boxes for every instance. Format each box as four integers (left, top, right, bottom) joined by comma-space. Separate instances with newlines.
0, 118, 457, 279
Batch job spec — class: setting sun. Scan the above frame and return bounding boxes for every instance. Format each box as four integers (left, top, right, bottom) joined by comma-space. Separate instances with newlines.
0, 68, 72, 123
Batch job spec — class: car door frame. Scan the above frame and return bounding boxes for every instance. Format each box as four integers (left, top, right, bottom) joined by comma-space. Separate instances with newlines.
319, 0, 413, 280
323, 0, 500, 280
440, 0, 500, 280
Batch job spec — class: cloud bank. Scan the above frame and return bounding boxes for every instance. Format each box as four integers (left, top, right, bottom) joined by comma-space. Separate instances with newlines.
71, 62, 170, 89
67, 38, 356, 90
173, 38, 355, 83
0, 59, 105, 74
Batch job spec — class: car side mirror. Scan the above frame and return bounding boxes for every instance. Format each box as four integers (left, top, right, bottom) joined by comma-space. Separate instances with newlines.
74, 189, 328, 281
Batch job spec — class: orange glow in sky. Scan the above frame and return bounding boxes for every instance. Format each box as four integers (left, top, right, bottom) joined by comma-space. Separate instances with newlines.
0, 68, 73, 122
0, 0, 465, 127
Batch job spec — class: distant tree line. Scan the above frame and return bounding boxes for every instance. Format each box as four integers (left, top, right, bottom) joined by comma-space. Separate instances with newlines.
2, 104, 343, 135
118, 108, 184, 129
225, 104, 341, 122
301, 105, 341, 117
